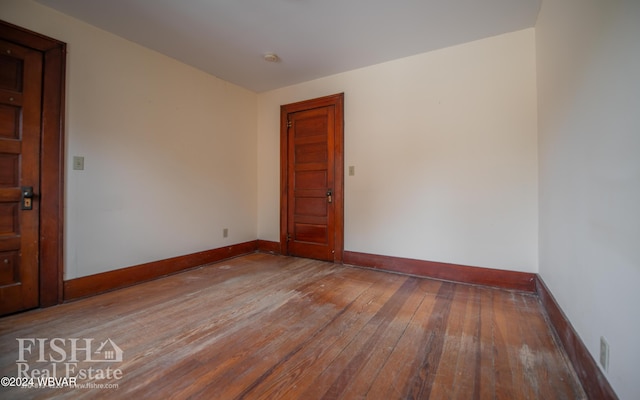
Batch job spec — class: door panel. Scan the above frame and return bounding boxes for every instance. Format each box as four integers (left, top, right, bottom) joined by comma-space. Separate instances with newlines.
281, 94, 344, 262
0, 39, 42, 315
289, 107, 334, 260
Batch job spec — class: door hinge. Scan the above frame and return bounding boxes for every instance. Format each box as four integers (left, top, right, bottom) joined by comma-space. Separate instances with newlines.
286, 233, 292, 242
287, 120, 292, 128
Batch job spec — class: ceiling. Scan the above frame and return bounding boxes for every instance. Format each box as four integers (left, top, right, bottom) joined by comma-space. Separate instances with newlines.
34, 0, 541, 93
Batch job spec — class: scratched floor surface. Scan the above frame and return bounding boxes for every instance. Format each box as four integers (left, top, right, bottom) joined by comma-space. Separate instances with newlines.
0, 253, 585, 399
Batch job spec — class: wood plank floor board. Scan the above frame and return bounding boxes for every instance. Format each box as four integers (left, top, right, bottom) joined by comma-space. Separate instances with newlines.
494, 290, 519, 399
186, 272, 371, 399
338, 279, 435, 400
238, 270, 401, 400
317, 278, 423, 399
428, 284, 474, 399
0, 254, 586, 400
286, 276, 413, 400
124, 261, 357, 399
406, 282, 457, 399
478, 286, 498, 399
451, 285, 482, 399
78, 258, 332, 392
364, 280, 444, 399
517, 293, 584, 400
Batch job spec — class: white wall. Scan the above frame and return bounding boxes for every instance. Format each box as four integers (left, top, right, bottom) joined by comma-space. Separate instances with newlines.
258, 29, 539, 272
537, 0, 640, 398
1, 0, 258, 279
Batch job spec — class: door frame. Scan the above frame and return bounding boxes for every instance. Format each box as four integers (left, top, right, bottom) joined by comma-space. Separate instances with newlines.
280, 93, 344, 263
0, 20, 66, 307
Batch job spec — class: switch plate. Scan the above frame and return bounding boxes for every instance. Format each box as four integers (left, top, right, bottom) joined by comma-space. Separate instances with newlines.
223, 228, 228, 238
349, 166, 355, 176
73, 156, 84, 170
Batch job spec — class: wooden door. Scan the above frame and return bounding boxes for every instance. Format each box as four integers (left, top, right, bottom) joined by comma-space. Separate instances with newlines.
0, 39, 43, 315
0, 21, 66, 314
280, 93, 344, 262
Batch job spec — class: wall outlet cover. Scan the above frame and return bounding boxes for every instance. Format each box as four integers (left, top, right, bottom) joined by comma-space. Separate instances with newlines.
600, 336, 609, 372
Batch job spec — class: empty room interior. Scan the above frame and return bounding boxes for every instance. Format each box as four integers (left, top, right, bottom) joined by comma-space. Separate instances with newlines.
0, 0, 638, 399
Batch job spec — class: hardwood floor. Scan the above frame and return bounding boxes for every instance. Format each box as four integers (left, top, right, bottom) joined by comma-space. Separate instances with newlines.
0, 253, 585, 399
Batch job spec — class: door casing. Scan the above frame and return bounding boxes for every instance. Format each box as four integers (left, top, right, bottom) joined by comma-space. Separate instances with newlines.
280, 93, 344, 263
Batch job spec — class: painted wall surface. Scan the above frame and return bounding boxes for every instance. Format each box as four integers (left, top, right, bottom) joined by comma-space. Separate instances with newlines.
258, 29, 539, 272
537, 0, 640, 398
1, 0, 258, 279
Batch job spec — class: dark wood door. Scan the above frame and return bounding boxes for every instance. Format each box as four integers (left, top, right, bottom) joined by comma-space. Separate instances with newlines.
281, 94, 344, 262
0, 39, 43, 315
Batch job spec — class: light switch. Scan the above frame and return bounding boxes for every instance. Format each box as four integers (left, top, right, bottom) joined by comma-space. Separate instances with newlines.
73, 156, 84, 170
349, 166, 355, 176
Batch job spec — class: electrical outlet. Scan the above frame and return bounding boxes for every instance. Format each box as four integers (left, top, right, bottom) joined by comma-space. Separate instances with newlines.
600, 336, 609, 372
223, 228, 228, 238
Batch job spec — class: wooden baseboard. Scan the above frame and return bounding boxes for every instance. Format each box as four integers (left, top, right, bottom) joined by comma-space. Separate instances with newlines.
257, 239, 281, 254
535, 276, 618, 400
64, 240, 258, 301
255, 245, 534, 292
343, 251, 536, 292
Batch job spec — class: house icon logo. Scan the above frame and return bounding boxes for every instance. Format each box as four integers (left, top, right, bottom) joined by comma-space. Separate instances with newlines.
93, 339, 123, 362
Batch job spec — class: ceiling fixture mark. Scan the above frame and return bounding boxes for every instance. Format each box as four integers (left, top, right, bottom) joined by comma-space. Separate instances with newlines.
263, 53, 280, 63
